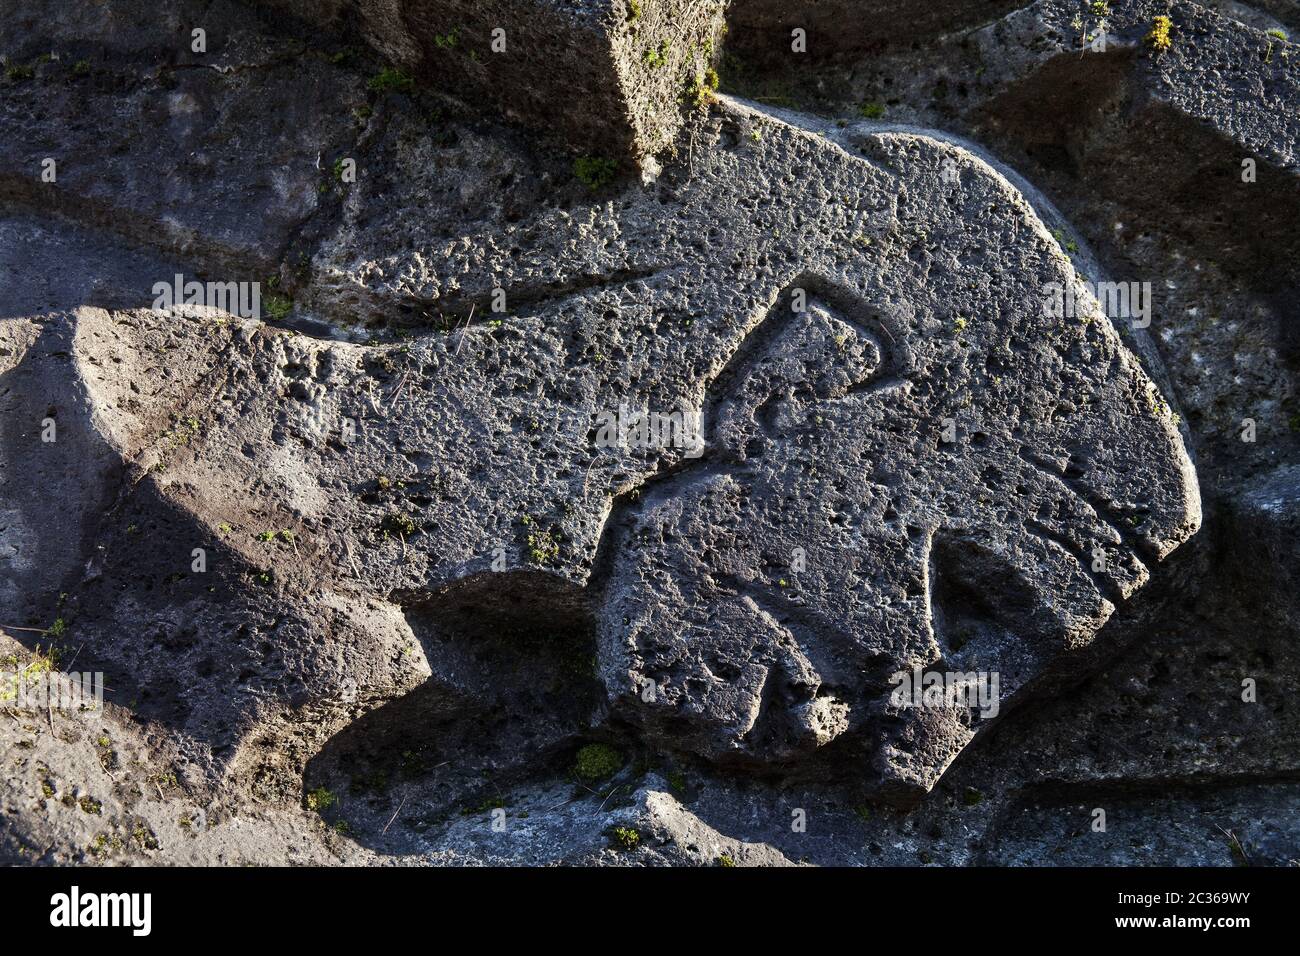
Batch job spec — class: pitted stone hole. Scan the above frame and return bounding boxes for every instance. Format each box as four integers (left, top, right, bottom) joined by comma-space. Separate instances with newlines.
304, 571, 600, 819
402, 570, 598, 695
926, 533, 1053, 688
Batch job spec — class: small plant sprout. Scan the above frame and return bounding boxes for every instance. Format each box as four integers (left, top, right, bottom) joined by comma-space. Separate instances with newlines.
574, 156, 618, 191
573, 743, 623, 783
644, 39, 670, 69
255, 529, 295, 544
608, 826, 640, 850
306, 786, 337, 813
263, 294, 293, 322
1147, 16, 1173, 52
380, 511, 417, 538
687, 67, 720, 108
368, 68, 415, 93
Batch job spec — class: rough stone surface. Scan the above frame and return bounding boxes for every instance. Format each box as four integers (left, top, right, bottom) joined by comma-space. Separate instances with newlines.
0, 0, 1295, 867
723, 0, 1300, 488
256, 0, 730, 162
0, 0, 365, 277
726, 0, 1027, 64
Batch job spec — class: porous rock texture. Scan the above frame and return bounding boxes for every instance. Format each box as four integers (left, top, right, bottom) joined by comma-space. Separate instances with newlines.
725, 0, 1029, 64
0, 0, 1293, 867
255, 0, 731, 163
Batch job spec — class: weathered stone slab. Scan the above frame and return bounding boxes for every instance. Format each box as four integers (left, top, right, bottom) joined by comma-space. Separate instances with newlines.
725, 0, 1025, 65
258, 0, 730, 162
0, 96, 1198, 804
718, 0, 1300, 500
6, 0, 1298, 868
0, 0, 366, 277
580, 112, 1203, 790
